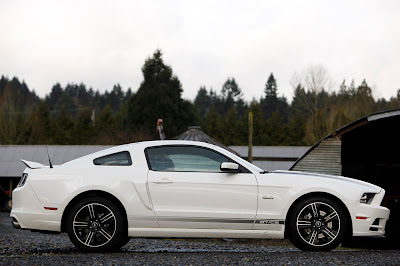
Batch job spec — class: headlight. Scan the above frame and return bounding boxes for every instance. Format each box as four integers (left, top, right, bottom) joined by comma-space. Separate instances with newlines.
17, 173, 28, 187
360, 193, 375, 204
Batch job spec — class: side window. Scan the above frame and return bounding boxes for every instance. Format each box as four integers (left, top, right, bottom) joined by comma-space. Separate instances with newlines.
147, 146, 232, 172
93, 151, 132, 166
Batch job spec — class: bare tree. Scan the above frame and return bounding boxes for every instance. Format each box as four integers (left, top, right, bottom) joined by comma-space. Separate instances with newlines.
291, 65, 337, 145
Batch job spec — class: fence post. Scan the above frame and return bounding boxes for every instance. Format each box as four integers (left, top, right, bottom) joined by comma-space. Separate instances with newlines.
248, 111, 253, 163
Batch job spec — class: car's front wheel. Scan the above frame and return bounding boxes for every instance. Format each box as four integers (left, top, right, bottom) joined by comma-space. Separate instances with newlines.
289, 196, 347, 251
67, 197, 126, 252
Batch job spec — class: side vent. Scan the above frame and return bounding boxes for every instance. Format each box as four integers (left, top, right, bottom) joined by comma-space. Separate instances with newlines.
17, 173, 28, 187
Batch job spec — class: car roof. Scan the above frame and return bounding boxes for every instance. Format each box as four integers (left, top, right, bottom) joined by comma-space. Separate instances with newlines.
62, 140, 226, 166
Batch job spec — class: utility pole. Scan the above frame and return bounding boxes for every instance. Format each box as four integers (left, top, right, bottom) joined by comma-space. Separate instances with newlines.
248, 111, 253, 163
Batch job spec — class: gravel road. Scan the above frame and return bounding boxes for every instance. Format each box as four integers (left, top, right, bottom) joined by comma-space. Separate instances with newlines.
1, 212, 400, 265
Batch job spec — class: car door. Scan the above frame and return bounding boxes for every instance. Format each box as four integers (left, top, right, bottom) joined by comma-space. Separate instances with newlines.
146, 145, 258, 229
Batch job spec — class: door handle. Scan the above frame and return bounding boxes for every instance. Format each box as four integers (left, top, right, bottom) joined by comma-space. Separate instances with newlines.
262, 195, 274, 199
153, 178, 173, 184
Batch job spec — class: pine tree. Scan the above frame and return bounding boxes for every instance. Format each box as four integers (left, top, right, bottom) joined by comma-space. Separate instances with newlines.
260, 73, 288, 121
204, 106, 224, 142
220, 78, 245, 116
287, 110, 306, 146
74, 107, 95, 144
265, 73, 277, 98
27, 102, 52, 144
248, 101, 266, 146
53, 106, 74, 144
126, 50, 195, 137
265, 110, 288, 145
194, 86, 211, 120
222, 107, 242, 145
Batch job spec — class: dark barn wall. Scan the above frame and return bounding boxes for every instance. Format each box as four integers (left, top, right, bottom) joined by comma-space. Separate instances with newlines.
341, 115, 400, 232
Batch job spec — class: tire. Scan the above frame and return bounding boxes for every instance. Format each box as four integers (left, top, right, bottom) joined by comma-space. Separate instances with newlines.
288, 196, 347, 251
117, 235, 130, 249
67, 197, 126, 252
5, 199, 12, 212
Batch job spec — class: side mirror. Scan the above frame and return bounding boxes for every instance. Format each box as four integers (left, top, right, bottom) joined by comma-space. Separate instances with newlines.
220, 162, 241, 173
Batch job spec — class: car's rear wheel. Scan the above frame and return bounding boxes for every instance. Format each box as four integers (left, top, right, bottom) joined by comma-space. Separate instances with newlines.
67, 197, 126, 252
289, 196, 347, 251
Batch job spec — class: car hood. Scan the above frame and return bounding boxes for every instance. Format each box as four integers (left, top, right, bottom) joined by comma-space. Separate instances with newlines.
271, 170, 382, 193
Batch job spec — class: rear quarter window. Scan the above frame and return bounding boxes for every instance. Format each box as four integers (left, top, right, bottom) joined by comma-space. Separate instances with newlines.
93, 151, 132, 166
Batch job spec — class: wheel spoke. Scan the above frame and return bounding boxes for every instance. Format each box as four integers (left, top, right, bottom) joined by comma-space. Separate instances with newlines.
88, 204, 96, 219
73, 221, 89, 228
308, 230, 318, 245
85, 231, 94, 245
324, 212, 338, 223
297, 220, 312, 228
100, 212, 114, 223
99, 229, 112, 241
322, 227, 337, 240
311, 203, 319, 218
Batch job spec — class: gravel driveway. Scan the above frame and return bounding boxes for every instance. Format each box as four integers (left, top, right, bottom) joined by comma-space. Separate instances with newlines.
1, 212, 400, 265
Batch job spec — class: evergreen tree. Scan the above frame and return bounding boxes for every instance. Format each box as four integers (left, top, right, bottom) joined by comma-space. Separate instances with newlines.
220, 78, 246, 116
221, 107, 242, 145
287, 110, 306, 146
265, 73, 277, 97
77, 83, 90, 107
52, 106, 74, 144
94, 105, 121, 144
204, 106, 224, 142
27, 101, 52, 144
107, 84, 124, 112
126, 50, 195, 137
352, 79, 375, 118
260, 73, 288, 121
46, 83, 63, 109
74, 107, 95, 144
0, 76, 8, 95
0, 85, 21, 144
265, 110, 288, 145
194, 86, 212, 120
248, 101, 266, 146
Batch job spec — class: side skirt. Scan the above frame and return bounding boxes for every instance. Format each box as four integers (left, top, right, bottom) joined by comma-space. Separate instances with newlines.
128, 228, 285, 239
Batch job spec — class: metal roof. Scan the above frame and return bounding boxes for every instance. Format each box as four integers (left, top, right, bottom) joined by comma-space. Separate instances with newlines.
173, 126, 240, 155
0, 145, 111, 177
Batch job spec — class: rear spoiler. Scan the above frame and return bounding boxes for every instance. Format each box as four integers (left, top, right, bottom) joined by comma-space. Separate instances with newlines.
21, 159, 46, 169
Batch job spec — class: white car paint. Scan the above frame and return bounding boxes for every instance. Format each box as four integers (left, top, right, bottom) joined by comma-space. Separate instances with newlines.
11, 140, 390, 251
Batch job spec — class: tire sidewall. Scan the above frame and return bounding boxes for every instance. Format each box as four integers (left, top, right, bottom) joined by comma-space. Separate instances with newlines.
289, 196, 347, 251
67, 197, 125, 252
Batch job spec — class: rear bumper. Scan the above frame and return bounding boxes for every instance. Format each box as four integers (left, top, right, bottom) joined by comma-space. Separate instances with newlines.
10, 182, 63, 232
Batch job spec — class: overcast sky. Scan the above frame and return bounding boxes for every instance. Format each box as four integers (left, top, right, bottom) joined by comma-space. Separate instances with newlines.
1, 0, 399, 102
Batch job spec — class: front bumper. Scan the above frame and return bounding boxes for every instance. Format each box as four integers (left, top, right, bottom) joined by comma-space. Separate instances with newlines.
10, 182, 63, 232
347, 190, 390, 237
351, 205, 390, 236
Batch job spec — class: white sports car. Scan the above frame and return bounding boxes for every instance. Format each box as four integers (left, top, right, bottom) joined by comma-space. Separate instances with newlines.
11, 140, 389, 252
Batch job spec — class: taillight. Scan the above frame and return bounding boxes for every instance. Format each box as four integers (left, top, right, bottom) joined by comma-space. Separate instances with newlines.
17, 173, 28, 187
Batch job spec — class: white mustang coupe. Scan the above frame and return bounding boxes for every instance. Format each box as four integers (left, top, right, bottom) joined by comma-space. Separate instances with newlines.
11, 141, 389, 252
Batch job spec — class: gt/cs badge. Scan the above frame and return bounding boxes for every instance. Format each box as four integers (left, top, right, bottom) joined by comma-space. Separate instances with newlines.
258, 220, 284, 225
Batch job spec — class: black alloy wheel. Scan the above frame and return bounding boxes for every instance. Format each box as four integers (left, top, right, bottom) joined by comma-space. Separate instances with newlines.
67, 197, 126, 252
289, 196, 347, 251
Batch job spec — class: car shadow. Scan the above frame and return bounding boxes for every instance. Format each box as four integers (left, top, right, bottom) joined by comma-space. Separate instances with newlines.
343, 235, 400, 250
